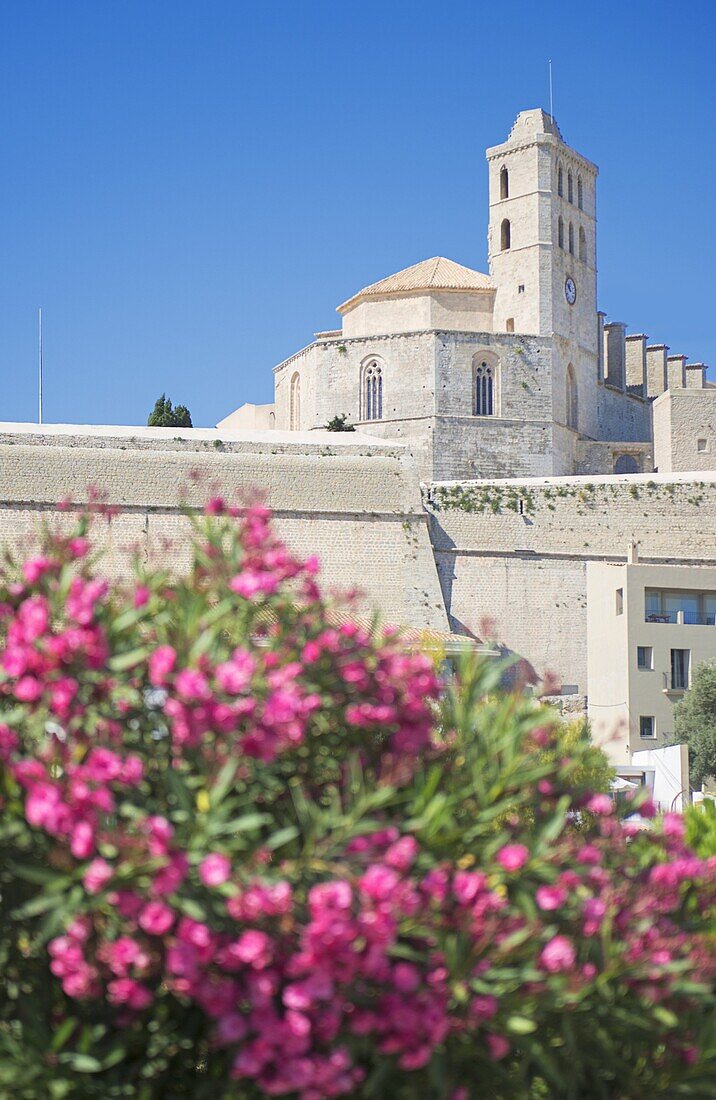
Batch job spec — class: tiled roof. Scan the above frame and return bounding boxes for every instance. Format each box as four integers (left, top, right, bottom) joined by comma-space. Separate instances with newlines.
338, 257, 494, 313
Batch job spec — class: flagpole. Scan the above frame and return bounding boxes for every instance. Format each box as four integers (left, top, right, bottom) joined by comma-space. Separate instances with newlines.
549, 59, 554, 121
38, 307, 43, 425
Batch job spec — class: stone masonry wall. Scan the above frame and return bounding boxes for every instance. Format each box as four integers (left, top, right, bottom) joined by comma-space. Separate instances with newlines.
0, 427, 449, 633
427, 473, 716, 693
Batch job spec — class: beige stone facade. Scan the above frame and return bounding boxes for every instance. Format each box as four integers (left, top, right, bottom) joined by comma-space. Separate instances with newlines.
223, 108, 713, 483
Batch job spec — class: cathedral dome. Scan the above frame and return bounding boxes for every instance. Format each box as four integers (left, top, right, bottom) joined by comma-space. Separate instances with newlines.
337, 256, 493, 314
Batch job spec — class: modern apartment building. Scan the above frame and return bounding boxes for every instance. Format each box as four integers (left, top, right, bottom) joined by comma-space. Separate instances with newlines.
587, 551, 716, 764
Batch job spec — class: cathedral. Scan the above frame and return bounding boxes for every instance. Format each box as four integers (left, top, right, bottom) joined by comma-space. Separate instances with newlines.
220, 108, 715, 482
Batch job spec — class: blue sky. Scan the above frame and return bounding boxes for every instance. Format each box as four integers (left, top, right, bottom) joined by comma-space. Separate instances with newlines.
1, 0, 714, 427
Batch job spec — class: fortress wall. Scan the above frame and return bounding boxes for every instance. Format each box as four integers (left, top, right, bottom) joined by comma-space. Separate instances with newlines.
432, 418, 554, 481
0, 426, 449, 633
596, 384, 652, 443
427, 473, 716, 691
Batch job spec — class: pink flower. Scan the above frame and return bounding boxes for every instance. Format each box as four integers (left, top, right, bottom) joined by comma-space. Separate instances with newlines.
83, 858, 113, 894
486, 1033, 510, 1060
68, 536, 90, 559
230, 570, 279, 599
138, 900, 175, 936
175, 668, 211, 701
535, 884, 567, 911
230, 930, 272, 968
392, 962, 420, 992
18, 595, 50, 641
70, 821, 95, 859
199, 853, 231, 887
148, 645, 176, 686
586, 794, 613, 816
662, 812, 685, 840
107, 978, 153, 1010
133, 585, 150, 608
539, 935, 576, 973
22, 555, 54, 584
496, 844, 529, 872
384, 836, 419, 871
14, 676, 42, 702
453, 870, 488, 904
0, 725, 19, 761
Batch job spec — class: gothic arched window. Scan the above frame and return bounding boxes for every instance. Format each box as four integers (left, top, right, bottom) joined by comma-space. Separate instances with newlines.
567, 171, 574, 204
579, 226, 587, 262
577, 176, 584, 210
474, 361, 494, 417
568, 222, 574, 256
566, 364, 578, 430
558, 216, 564, 249
500, 166, 509, 199
500, 219, 511, 250
557, 164, 564, 197
289, 372, 301, 430
362, 360, 383, 421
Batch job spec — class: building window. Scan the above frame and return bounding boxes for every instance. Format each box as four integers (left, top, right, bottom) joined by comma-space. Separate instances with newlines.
616, 587, 624, 615
558, 216, 564, 249
567, 171, 573, 204
614, 453, 640, 474
637, 646, 653, 670
577, 176, 584, 210
697, 438, 708, 452
568, 222, 574, 255
579, 226, 587, 262
362, 360, 383, 421
646, 589, 716, 625
289, 372, 301, 430
566, 363, 578, 430
500, 166, 509, 199
670, 649, 690, 691
557, 164, 563, 197
474, 361, 494, 416
639, 715, 656, 739
505, 318, 515, 333
500, 219, 511, 250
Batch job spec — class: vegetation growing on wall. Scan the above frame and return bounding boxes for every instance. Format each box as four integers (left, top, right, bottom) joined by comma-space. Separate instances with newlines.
427, 480, 714, 518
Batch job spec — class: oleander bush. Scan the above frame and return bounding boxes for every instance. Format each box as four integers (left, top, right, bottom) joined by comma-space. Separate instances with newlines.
0, 501, 715, 1099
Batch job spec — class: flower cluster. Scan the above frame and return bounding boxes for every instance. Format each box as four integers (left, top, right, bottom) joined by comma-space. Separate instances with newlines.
1, 503, 715, 1099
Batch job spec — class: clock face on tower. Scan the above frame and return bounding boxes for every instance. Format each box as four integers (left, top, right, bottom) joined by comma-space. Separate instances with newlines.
565, 277, 577, 305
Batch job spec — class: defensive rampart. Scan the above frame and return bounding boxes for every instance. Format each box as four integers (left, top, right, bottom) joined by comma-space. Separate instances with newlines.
426, 473, 716, 692
0, 424, 449, 633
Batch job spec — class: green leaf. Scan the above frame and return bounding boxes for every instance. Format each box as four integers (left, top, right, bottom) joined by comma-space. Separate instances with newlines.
265, 825, 300, 851
9, 861, 70, 886
57, 1053, 103, 1073
108, 646, 151, 672
210, 758, 239, 808
506, 1015, 538, 1035
208, 812, 272, 837
50, 1017, 77, 1053
653, 1006, 679, 1029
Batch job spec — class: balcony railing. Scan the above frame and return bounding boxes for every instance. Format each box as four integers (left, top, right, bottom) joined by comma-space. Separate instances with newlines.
646, 611, 716, 626
663, 671, 688, 692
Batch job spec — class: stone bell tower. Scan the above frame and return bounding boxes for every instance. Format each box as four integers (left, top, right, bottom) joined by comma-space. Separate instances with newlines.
487, 108, 598, 341
486, 108, 599, 437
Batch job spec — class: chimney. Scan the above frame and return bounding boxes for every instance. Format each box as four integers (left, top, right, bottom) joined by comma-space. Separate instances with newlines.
685, 363, 706, 389
625, 334, 647, 397
667, 354, 687, 390
627, 541, 639, 564
646, 344, 669, 398
603, 321, 627, 391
